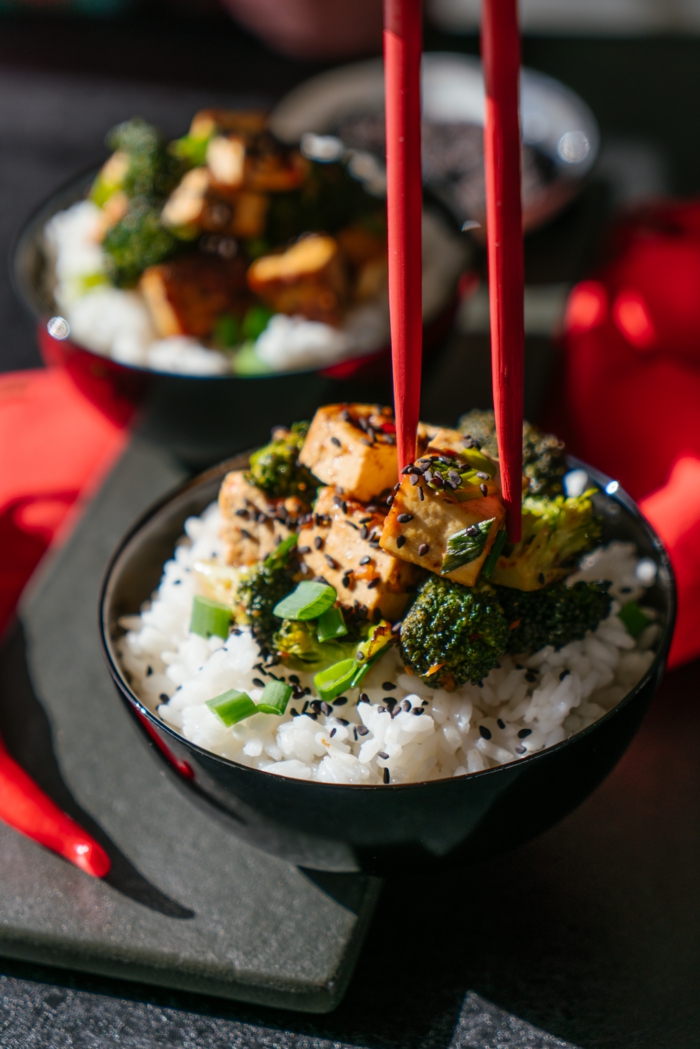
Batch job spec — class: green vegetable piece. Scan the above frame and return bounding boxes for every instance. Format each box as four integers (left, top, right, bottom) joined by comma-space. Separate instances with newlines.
314, 659, 359, 702
190, 595, 232, 639
441, 518, 495, 575
257, 680, 293, 716
273, 581, 337, 621
266, 534, 298, 569
618, 600, 652, 640
206, 689, 257, 726
482, 528, 507, 579
317, 606, 348, 643
242, 304, 274, 341
214, 313, 240, 348
232, 341, 274, 376
170, 131, 213, 168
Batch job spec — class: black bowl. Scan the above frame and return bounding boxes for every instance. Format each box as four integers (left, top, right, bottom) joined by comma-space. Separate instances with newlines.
100, 454, 675, 875
12, 170, 462, 469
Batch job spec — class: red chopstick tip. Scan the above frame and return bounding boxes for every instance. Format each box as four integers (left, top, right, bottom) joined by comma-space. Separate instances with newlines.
68, 840, 111, 878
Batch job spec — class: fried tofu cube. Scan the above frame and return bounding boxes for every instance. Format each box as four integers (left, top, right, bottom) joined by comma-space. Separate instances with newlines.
219, 471, 307, 567
247, 235, 348, 324
161, 168, 269, 239
298, 404, 399, 502
243, 146, 309, 193
161, 167, 211, 228
140, 254, 249, 338
380, 477, 506, 587
206, 135, 246, 189
299, 487, 420, 621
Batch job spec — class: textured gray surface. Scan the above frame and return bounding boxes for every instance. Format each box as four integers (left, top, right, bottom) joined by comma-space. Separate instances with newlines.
0, 439, 380, 1012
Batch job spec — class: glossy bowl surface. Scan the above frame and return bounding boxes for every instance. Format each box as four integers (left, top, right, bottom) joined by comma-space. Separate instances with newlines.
12, 171, 462, 469
100, 455, 674, 875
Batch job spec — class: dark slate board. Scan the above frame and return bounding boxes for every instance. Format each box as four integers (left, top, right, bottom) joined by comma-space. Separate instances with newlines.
0, 438, 381, 1013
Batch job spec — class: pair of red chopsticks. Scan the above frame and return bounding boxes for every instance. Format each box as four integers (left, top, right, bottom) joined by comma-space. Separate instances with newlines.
385, 0, 524, 539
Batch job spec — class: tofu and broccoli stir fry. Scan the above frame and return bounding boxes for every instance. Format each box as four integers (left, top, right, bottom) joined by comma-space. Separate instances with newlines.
45, 112, 467, 376
119, 405, 660, 784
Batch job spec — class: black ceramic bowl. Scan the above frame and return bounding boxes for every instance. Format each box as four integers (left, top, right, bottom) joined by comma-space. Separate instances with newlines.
12, 171, 462, 469
100, 453, 675, 875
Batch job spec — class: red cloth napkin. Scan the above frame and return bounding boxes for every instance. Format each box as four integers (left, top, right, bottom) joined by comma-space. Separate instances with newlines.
561, 199, 700, 668
0, 367, 127, 637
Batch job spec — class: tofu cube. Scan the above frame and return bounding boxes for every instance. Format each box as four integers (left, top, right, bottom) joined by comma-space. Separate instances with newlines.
298, 487, 420, 621
189, 109, 268, 140
206, 135, 246, 189
247, 235, 348, 325
219, 471, 308, 567
161, 167, 211, 228
140, 254, 249, 338
161, 167, 268, 239
380, 476, 506, 588
298, 404, 399, 502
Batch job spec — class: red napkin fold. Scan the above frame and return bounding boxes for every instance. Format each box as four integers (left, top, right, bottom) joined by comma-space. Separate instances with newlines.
0, 367, 127, 637
561, 198, 700, 668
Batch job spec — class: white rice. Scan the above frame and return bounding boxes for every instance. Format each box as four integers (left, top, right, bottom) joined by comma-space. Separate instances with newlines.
45, 201, 467, 377
116, 504, 660, 785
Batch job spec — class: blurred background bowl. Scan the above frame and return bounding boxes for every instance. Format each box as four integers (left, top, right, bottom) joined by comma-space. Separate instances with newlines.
272, 51, 600, 234
100, 452, 674, 876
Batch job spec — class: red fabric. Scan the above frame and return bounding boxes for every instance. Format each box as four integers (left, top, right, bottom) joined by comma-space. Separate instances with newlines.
0, 367, 128, 637
562, 199, 700, 667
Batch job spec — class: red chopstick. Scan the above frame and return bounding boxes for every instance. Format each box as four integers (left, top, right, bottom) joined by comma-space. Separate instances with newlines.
0, 735, 111, 878
384, 0, 423, 471
482, 0, 525, 541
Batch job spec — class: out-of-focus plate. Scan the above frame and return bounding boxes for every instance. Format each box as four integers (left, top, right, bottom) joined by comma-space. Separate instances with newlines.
271, 52, 600, 233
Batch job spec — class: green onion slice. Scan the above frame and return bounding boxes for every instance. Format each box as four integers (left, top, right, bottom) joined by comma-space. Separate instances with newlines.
257, 680, 293, 716
441, 518, 496, 575
618, 601, 652, 639
317, 606, 348, 643
206, 689, 257, 726
459, 447, 497, 478
314, 658, 359, 702
273, 581, 337, 621
264, 533, 298, 571
481, 528, 508, 578
190, 595, 232, 639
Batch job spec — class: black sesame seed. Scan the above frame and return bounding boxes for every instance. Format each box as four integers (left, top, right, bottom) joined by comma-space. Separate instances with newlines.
252, 678, 265, 688
291, 709, 300, 717
174, 579, 181, 585
418, 542, 430, 556
479, 725, 492, 740
297, 545, 311, 554
560, 669, 570, 680
378, 751, 389, 760
377, 706, 386, 714
337, 717, 350, 726
359, 555, 371, 565
146, 666, 153, 676
417, 486, 424, 501
383, 768, 391, 784
413, 707, 424, 716
517, 728, 532, 738
333, 696, 348, 706
342, 574, 352, 587
308, 712, 319, 721
386, 494, 394, 506
358, 693, 370, 704
396, 535, 406, 549
289, 674, 300, 685
397, 513, 413, 523
234, 508, 249, 518
497, 718, 506, 729
369, 540, 381, 549
325, 554, 339, 570
525, 671, 537, 683
476, 471, 489, 481
302, 701, 310, 713
515, 745, 526, 755
357, 725, 369, 736
330, 436, 342, 447
410, 474, 420, 485
159, 693, 169, 702
402, 699, 411, 711
467, 525, 480, 537
448, 470, 462, 487
480, 484, 488, 496
382, 681, 396, 691
321, 702, 333, 716
330, 728, 337, 737
367, 577, 380, 589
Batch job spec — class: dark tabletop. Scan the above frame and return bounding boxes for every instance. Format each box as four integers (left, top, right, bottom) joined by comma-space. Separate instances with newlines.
1, 14, 700, 1047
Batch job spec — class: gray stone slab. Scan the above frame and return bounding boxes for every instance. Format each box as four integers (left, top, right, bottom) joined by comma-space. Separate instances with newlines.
0, 439, 380, 1013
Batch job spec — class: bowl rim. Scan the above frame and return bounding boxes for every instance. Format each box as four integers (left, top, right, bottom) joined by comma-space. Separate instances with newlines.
99, 452, 676, 792
10, 166, 464, 385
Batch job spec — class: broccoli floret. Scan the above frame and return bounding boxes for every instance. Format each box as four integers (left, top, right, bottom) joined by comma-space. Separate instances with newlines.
106, 118, 184, 201
102, 201, 179, 287
458, 409, 567, 497
245, 422, 318, 501
273, 619, 353, 672
489, 491, 602, 591
235, 536, 298, 658
399, 576, 509, 689
496, 580, 612, 655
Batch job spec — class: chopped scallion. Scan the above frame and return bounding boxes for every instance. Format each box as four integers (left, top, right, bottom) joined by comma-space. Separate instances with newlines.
317, 606, 348, 643
257, 680, 293, 716
190, 595, 232, 639
206, 689, 257, 726
314, 658, 359, 702
618, 601, 652, 639
481, 528, 507, 578
273, 581, 337, 621
441, 518, 495, 575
